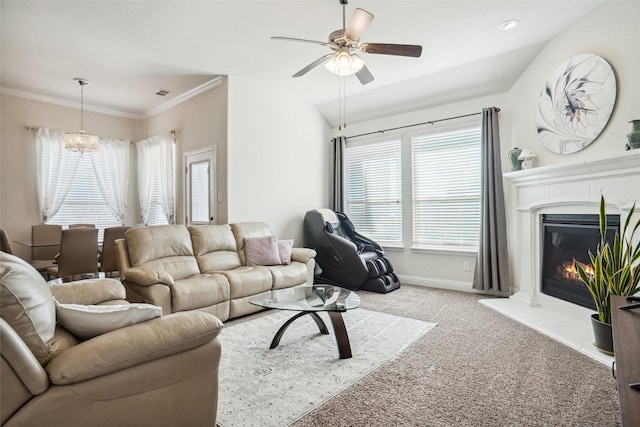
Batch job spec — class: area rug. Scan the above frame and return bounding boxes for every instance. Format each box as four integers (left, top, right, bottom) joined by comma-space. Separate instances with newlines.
216, 308, 436, 427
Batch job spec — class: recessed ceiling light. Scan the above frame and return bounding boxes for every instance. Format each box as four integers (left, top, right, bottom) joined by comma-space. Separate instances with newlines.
499, 19, 520, 31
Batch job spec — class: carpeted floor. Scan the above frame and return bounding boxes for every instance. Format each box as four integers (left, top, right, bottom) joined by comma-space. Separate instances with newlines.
286, 285, 621, 427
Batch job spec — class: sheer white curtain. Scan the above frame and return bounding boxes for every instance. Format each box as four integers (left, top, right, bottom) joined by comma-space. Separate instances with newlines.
36, 128, 80, 221
91, 138, 130, 224
136, 133, 175, 225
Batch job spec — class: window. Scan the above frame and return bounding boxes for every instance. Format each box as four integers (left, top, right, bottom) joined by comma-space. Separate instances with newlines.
46, 156, 122, 232
342, 122, 481, 251
37, 129, 129, 239
344, 138, 402, 245
412, 126, 481, 249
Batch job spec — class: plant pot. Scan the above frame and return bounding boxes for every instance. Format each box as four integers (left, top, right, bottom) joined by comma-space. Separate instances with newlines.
590, 313, 614, 355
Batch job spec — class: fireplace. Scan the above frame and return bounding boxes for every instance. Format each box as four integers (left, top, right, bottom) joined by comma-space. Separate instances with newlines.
541, 214, 620, 310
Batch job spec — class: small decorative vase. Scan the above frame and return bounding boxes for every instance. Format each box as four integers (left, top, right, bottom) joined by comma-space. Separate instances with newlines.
508, 147, 523, 171
626, 119, 640, 150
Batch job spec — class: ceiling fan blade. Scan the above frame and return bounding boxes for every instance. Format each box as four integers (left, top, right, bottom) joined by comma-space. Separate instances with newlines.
292, 54, 334, 77
345, 8, 374, 41
355, 65, 374, 85
360, 43, 422, 57
271, 36, 331, 47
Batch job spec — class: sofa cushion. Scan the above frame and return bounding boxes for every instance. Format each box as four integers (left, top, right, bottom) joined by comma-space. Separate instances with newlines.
189, 225, 242, 272
267, 263, 310, 289
244, 235, 281, 266
230, 222, 273, 266
219, 266, 272, 299
0, 252, 71, 364
125, 225, 200, 280
54, 300, 162, 340
171, 273, 230, 312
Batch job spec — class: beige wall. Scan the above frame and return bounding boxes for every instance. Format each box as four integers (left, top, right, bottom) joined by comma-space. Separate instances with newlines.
227, 76, 331, 244
0, 93, 141, 260
1, 76, 329, 259
143, 79, 229, 224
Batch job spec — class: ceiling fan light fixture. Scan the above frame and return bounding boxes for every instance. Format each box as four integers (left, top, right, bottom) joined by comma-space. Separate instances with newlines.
65, 78, 99, 154
324, 50, 365, 76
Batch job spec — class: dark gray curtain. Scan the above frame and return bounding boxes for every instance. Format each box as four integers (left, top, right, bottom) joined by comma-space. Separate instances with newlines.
473, 107, 510, 295
331, 136, 346, 212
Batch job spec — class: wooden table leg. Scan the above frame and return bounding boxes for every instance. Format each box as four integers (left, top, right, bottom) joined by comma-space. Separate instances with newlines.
328, 311, 352, 359
269, 311, 329, 349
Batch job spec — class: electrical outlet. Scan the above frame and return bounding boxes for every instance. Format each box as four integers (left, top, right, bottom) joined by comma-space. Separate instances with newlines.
463, 261, 470, 271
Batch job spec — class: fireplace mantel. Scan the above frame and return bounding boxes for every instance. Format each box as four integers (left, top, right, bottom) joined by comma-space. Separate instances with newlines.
481, 149, 640, 365
504, 149, 640, 187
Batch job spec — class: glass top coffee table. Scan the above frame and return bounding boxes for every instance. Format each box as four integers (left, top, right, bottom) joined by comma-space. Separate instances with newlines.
249, 284, 360, 359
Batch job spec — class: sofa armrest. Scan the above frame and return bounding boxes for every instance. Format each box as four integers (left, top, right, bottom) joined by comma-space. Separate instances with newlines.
122, 266, 175, 287
0, 318, 49, 395
50, 278, 126, 305
45, 311, 223, 385
291, 247, 317, 264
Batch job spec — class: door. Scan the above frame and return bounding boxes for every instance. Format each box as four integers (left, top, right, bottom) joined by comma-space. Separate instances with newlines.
184, 146, 216, 226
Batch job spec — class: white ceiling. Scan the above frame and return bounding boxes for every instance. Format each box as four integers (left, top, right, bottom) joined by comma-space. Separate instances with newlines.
1, 0, 606, 128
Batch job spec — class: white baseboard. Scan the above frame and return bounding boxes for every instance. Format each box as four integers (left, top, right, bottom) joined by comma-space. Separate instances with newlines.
397, 274, 483, 294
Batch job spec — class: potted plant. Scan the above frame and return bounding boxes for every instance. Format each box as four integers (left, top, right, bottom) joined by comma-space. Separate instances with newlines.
576, 196, 640, 354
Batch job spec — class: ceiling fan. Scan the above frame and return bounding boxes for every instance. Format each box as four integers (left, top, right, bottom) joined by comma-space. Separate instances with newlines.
272, 0, 422, 85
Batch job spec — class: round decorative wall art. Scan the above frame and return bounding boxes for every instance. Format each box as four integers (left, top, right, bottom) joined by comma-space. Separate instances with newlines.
536, 54, 616, 154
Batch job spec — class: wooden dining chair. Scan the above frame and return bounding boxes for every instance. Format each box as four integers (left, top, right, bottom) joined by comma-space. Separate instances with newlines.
46, 227, 99, 279
99, 226, 131, 276
30, 224, 63, 274
31, 224, 62, 261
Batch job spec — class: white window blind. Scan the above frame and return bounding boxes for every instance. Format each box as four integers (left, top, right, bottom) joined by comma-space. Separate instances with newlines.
46, 153, 121, 238
344, 138, 402, 244
146, 169, 170, 226
412, 126, 481, 248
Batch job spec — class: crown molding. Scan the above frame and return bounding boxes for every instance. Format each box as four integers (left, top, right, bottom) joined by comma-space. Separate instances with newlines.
141, 76, 225, 119
0, 76, 226, 121
0, 87, 142, 119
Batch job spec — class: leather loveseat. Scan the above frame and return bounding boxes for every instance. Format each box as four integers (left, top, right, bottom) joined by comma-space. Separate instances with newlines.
0, 252, 223, 427
115, 222, 317, 321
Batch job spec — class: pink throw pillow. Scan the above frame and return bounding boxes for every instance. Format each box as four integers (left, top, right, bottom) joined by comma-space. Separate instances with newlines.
244, 236, 281, 266
277, 239, 294, 265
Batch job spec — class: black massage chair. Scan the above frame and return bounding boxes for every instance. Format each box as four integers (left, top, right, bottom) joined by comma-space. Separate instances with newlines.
303, 209, 400, 294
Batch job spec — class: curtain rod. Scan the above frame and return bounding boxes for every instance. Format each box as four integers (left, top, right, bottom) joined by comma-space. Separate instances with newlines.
25, 126, 175, 139
345, 108, 500, 140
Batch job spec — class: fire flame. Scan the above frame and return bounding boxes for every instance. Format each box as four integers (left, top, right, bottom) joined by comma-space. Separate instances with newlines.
561, 259, 594, 281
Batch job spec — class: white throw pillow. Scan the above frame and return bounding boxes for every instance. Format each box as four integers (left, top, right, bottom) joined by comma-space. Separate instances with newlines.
54, 299, 162, 340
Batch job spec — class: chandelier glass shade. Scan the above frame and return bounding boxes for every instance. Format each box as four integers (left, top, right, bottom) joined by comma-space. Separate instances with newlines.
65, 78, 99, 154
64, 131, 99, 153
324, 49, 365, 76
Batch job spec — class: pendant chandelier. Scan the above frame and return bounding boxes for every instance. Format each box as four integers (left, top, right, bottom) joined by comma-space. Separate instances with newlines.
64, 78, 99, 154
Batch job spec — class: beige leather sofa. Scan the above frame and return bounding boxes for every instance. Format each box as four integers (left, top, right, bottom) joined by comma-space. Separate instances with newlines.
115, 222, 317, 321
1, 252, 223, 427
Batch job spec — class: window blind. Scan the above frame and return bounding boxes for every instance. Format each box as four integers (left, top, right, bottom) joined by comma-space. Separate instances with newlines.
344, 138, 402, 244
412, 126, 481, 248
